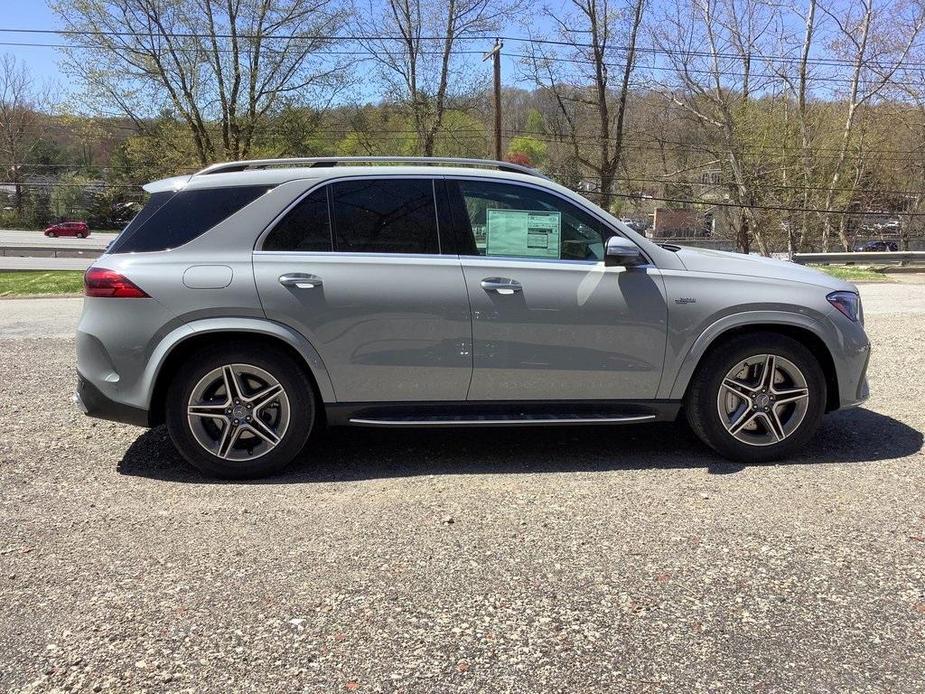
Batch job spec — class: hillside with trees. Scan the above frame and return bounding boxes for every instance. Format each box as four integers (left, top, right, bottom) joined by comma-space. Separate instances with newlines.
2, 0, 925, 252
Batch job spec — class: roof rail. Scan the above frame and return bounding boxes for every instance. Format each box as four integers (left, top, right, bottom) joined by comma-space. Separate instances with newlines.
194, 156, 548, 179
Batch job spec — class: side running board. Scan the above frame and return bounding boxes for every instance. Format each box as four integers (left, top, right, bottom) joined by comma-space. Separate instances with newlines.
347, 413, 658, 427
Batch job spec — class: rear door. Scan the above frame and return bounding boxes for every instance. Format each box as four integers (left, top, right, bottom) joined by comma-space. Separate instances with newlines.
253, 176, 472, 403
446, 178, 668, 401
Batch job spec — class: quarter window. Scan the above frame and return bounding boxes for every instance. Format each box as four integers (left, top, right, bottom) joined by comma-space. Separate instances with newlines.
331, 179, 439, 254
450, 180, 609, 261
263, 187, 332, 252
110, 185, 272, 254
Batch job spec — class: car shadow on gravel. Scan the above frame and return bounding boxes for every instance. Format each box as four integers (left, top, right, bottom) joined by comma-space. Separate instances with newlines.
116, 407, 922, 484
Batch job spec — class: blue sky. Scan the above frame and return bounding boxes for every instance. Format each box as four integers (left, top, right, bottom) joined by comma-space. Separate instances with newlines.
0, 1, 533, 98
1, 3, 62, 84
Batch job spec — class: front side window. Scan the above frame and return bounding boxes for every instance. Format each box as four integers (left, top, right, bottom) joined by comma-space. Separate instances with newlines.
331, 179, 439, 254
263, 187, 332, 252
450, 180, 609, 261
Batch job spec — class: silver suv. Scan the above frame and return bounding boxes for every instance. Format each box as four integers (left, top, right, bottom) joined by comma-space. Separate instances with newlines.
75, 157, 871, 478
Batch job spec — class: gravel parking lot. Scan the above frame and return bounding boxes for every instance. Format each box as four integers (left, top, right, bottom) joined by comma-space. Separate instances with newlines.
1, 283, 923, 693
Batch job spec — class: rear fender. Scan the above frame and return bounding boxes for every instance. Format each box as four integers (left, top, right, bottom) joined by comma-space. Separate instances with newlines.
141, 317, 336, 408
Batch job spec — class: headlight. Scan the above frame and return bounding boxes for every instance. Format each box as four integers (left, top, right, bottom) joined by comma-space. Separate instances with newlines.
827, 290, 860, 322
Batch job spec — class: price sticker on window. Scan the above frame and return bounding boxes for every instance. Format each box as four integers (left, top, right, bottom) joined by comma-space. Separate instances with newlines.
486, 209, 561, 259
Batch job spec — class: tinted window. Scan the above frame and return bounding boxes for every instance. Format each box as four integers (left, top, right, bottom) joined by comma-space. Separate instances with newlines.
263, 187, 332, 251
110, 185, 271, 254
452, 180, 608, 261
331, 179, 439, 254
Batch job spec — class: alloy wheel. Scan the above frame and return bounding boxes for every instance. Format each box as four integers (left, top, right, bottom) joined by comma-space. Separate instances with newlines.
186, 363, 290, 461
716, 353, 810, 447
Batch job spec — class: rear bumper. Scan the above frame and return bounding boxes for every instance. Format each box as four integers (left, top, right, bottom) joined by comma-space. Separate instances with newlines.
75, 371, 149, 427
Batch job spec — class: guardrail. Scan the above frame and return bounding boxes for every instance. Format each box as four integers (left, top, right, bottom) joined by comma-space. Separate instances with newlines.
0, 242, 105, 259
792, 251, 925, 265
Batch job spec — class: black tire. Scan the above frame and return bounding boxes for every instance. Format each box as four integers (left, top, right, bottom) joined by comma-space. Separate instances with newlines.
166, 344, 316, 479
75, 232, 84, 238
47, 231, 56, 237
685, 332, 826, 463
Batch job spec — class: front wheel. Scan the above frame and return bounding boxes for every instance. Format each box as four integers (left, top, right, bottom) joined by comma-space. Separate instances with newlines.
166, 345, 316, 478
685, 333, 826, 463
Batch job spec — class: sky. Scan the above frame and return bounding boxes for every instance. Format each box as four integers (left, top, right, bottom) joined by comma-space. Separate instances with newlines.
1, 2, 62, 84
0, 0, 534, 101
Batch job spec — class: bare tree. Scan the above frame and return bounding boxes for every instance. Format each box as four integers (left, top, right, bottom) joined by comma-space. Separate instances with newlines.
355, 0, 521, 156
52, 0, 349, 164
526, 0, 647, 209
652, 0, 782, 255
776, 0, 819, 253
818, 0, 925, 250
0, 54, 44, 216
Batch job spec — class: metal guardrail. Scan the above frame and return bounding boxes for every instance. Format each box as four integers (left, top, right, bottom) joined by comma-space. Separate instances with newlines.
792, 251, 925, 265
0, 240, 106, 259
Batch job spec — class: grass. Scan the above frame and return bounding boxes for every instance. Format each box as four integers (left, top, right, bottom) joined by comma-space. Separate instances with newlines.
0, 271, 85, 297
809, 264, 888, 281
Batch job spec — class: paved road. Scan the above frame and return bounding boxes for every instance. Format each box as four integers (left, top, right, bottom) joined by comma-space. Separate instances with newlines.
0, 297, 83, 337
0, 229, 116, 249
0, 283, 923, 693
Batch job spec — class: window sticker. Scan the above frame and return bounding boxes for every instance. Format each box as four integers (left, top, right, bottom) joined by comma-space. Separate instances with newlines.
485, 209, 561, 259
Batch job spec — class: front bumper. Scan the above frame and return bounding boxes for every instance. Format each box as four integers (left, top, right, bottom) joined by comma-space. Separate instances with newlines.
75, 371, 150, 427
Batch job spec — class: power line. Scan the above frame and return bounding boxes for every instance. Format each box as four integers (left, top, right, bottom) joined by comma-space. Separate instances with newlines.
5, 26, 925, 71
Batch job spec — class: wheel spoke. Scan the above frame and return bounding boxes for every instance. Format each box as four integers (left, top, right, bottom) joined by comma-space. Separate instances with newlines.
246, 383, 284, 412
760, 411, 785, 442
727, 408, 757, 435
721, 377, 756, 399
244, 418, 280, 446
222, 365, 243, 401
217, 422, 242, 459
188, 402, 228, 418
773, 386, 809, 405
759, 354, 776, 390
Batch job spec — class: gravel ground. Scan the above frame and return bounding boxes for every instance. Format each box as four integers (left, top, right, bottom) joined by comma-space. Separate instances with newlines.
1, 285, 923, 693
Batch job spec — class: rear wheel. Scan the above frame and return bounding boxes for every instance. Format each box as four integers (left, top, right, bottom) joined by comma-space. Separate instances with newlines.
166, 345, 316, 478
75, 232, 85, 238
47, 231, 56, 237
685, 333, 826, 462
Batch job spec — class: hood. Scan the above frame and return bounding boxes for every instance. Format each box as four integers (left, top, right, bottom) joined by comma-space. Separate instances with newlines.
674, 246, 856, 292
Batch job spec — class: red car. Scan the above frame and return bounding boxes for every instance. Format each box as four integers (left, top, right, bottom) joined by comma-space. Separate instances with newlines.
45, 221, 90, 238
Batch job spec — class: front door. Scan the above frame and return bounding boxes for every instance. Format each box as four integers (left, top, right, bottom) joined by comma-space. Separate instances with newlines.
446, 178, 668, 401
254, 177, 471, 403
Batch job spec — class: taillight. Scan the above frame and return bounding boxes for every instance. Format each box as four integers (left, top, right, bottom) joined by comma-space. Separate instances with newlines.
83, 267, 150, 298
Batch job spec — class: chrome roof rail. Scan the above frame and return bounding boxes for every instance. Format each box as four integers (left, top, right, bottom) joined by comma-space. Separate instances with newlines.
194, 156, 548, 179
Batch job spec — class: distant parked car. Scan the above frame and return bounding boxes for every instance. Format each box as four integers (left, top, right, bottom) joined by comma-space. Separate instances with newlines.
45, 221, 90, 238
854, 240, 897, 252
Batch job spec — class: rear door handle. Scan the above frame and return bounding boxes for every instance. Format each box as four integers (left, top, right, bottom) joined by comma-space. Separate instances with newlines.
279, 273, 323, 289
480, 277, 522, 295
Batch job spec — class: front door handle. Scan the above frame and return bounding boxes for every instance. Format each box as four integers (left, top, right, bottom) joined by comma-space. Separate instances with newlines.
481, 277, 522, 295
279, 273, 323, 289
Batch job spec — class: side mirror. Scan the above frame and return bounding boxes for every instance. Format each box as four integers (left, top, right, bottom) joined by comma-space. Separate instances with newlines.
604, 236, 645, 267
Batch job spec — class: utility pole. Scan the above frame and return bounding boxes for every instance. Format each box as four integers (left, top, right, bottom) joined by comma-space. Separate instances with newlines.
483, 38, 503, 160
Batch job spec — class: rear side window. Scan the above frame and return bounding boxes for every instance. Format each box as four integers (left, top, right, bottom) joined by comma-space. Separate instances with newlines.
331, 179, 439, 254
110, 185, 271, 253
263, 187, 332, 252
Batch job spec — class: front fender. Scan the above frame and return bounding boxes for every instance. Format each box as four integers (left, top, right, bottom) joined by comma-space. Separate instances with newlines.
139, 317, 337, 410
662, 309, 836, 401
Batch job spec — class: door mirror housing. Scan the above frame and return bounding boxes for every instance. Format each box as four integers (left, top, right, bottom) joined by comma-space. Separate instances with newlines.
604, 236, 646, 267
